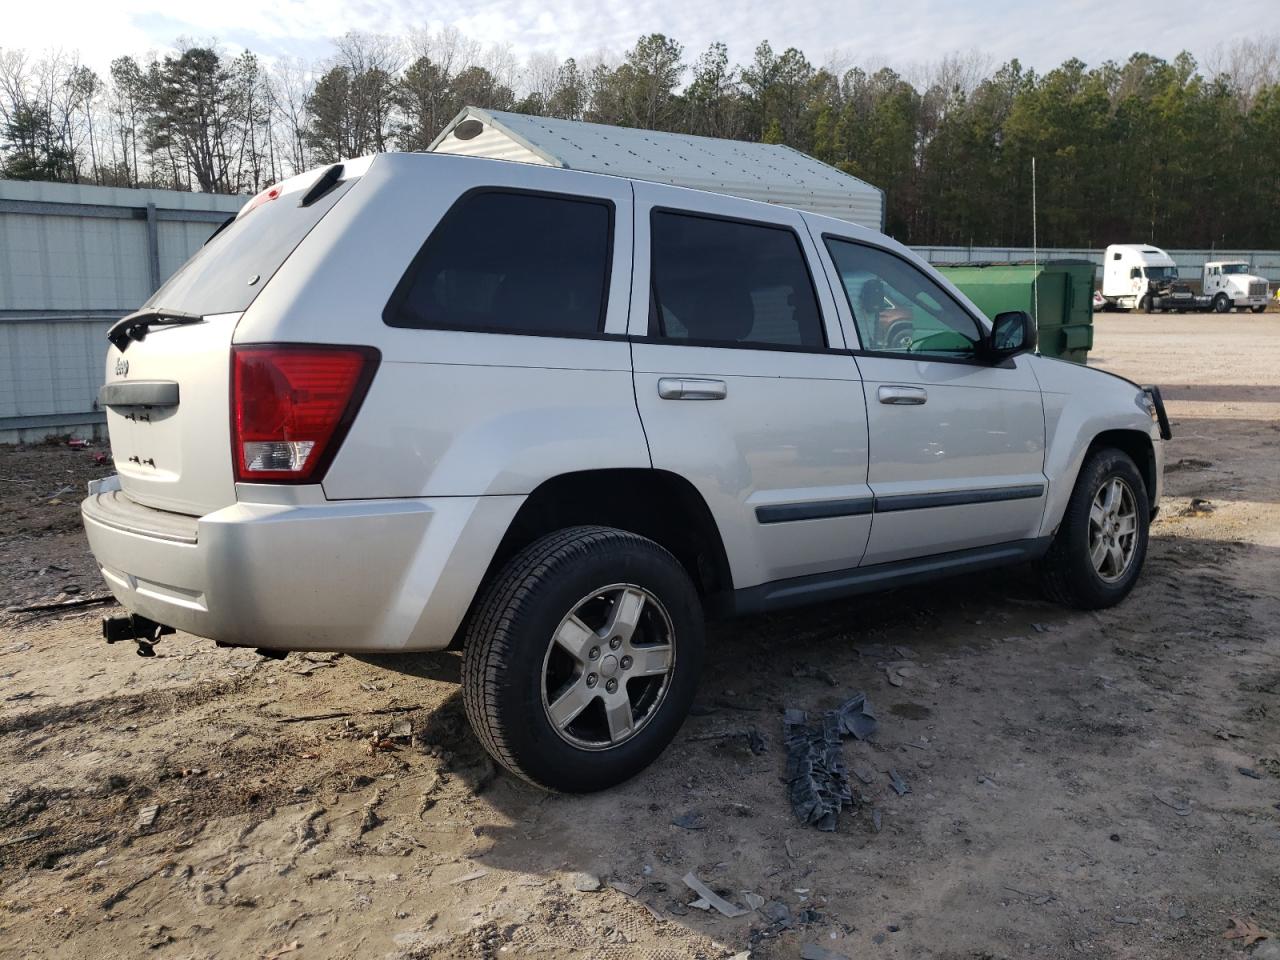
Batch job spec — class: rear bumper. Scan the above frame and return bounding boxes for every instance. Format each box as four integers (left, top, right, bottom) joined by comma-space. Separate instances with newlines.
82, 478, 522, 652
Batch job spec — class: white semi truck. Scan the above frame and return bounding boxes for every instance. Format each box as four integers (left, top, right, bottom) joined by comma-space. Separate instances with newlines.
1100, 244, 1194, 313
1202, 260, 1269, 313
1100, 245, 1271, 314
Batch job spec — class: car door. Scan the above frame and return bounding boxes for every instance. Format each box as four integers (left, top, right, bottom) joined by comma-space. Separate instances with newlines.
812, 226, 1047, 566
629, 183, 872, 589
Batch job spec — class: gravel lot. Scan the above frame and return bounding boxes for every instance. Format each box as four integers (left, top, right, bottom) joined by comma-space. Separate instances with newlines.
1, 311, 1277, 960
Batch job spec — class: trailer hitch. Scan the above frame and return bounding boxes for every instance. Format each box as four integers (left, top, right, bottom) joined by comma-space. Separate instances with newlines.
102, 614, 175, 657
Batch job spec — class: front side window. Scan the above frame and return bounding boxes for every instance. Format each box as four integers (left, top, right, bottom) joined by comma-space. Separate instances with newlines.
649, 212, 825, 349
824, 238, 983, 358
386, 190, 612, 336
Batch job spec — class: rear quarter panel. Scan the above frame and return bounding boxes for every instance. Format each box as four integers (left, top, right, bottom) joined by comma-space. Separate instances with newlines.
236, 153, 649, 498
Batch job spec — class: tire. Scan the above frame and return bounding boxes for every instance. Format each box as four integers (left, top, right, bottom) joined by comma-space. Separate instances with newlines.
1038, 448, 1150, 610
461, 525, 704, 792
1252, 305, 1267, 314
1139, 294, 1152, 314
1213, 293, 1231, 314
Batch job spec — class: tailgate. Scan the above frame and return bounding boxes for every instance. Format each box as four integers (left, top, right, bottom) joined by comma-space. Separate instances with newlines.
103, 314, 239, 517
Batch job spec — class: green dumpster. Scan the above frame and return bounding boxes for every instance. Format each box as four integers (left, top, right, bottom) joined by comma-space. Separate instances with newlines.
937, 260, 1095, 364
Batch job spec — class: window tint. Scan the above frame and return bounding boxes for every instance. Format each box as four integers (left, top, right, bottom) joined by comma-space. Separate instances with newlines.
650, 212, 825, 349
388, 191, 612, 335
825, 238, 983, 358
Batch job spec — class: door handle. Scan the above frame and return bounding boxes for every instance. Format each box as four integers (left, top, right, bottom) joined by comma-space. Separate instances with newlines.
658, 377, 727, 400
878, 385, 928, 405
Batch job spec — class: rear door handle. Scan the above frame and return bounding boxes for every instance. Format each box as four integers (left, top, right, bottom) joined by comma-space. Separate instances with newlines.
878, 385, 928, 405
658, 377, 727, 400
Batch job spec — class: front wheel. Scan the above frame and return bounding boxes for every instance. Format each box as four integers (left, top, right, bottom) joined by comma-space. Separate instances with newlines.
1213, 293, 1231, 314
461, 526, 704, 792
1038, 448, 1150, 609
1252, 305, 1267, 314
1139, 294, 1152, 314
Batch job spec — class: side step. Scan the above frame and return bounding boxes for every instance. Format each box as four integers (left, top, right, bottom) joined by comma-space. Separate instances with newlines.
102, 614, 175, 657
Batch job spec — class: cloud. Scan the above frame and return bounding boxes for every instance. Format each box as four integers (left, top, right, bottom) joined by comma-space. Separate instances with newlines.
1, 0, 1270, 75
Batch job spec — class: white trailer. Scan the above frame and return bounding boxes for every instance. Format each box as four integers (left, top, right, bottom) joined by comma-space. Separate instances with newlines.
1202, 261, 1269, 313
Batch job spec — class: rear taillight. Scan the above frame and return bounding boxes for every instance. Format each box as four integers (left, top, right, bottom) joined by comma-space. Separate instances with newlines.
231, 344, 379, 483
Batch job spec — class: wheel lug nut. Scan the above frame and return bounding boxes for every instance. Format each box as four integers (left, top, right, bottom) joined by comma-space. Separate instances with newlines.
609, 637, 622, 650
606, 679, 618, 693
586, 673, 598, 687
588, 646, 600, 660
620, 656, 632, 669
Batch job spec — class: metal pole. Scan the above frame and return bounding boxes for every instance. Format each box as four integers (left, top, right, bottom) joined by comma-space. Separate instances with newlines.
1031, 157, 1040, 325
145, 202, 161, 293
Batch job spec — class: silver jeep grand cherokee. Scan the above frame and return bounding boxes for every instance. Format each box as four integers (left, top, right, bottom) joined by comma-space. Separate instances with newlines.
82, 153, 1169, 792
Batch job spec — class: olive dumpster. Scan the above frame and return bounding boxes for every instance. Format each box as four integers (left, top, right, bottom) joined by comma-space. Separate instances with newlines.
938, 260, 1095, 364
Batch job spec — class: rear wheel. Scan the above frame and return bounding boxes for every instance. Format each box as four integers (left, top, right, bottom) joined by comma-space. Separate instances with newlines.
1213, 293, 1231, 314
1139, 294, 1152, 314
1039, 448, 1150, 610
1252, 305, 1267, 314
461, 526, 704, 792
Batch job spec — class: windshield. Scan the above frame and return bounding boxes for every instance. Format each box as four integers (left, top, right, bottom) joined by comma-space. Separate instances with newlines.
1220, 263, 1249, 275
143, 178, 355, 317
1143, 266, 1178, 281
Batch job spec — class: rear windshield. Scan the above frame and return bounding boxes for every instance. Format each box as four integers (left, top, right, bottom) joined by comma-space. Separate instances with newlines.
143, 179, 355, 316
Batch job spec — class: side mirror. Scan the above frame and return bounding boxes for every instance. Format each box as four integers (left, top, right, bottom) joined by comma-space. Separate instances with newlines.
986, 311, 1037, 362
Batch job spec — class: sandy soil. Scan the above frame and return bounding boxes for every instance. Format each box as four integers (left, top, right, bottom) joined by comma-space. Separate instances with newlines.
1, 312, 1277, 960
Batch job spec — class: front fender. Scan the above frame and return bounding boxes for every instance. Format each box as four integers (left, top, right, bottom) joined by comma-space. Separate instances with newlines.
1028, 356, 1163, 537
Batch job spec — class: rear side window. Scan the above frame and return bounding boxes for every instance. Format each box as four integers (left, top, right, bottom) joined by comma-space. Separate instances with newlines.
145, 179, 355, 317
650, 212, 825, 349
386, 190, 612, 336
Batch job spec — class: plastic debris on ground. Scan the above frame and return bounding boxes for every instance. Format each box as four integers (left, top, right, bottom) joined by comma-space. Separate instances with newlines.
783, 693, 878, 831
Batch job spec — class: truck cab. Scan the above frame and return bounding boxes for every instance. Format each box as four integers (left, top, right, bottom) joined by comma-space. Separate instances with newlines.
1100, 244, 1192, 313
1202, 261, 1269, 314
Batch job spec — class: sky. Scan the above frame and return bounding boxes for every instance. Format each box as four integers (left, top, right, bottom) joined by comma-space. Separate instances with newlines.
2, 0, 1273, 77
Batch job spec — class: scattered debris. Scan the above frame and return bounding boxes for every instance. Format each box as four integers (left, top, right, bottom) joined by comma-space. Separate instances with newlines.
671, 811, 707, 831
682, 872, 749, 918
136, 804, 160, 831
1112, 916, 1140, 925
5, 594, 114, 615
888, 768, 911, 797
610, 880, 643, 897
792, 663, 839, 687
743, 892, 765, 910
783, 693, 879, 831
571, 872, 603, 893
1152, 793, 1192, 816
1223, 916, 1271, 946
1186, 498, 1215, 515
450, 868, 490, 885
746, 728, 768, 755
275, 705, 419, 723
800, 945, 850, 960
1168, 903, 1187, 920
1237, 766, 1263, 780
1166, 457, 1212, 472
263, 942, 301, 960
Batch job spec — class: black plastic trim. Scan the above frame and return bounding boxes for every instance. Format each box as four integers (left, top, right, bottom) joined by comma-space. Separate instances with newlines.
874, 483, 1046, 513
755, 497, 875, 524
715, 537, 1053, 617
1144, 384, 1173, 440
98, 380, 180, 408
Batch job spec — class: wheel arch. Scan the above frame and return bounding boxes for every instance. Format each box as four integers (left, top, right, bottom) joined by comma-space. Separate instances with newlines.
450, 468, 733, 648
1044, 428, 1157, 539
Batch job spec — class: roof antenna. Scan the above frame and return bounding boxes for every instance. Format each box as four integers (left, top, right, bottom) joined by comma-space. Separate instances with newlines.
1031, 156, 1040, 330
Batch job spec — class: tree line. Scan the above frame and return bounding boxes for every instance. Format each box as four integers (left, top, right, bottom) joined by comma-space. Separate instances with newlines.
2, 31, 1278, 248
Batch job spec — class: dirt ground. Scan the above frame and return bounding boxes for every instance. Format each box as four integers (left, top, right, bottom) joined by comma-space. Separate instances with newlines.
1, 311, 1277, 960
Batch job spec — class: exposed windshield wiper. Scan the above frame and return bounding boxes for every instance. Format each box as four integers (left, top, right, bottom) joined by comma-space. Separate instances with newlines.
107, 307, 204, 352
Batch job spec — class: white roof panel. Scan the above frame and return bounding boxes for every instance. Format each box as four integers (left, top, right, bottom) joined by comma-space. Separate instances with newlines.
429, 108, 884, 230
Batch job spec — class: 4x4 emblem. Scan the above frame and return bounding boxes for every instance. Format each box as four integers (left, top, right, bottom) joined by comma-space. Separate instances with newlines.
115, 357, 129, 377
